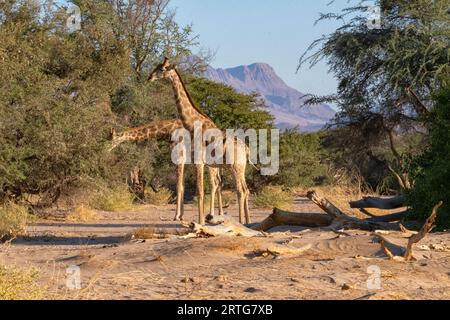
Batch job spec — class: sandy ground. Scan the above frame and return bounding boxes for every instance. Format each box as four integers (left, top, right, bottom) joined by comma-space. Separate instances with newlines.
1, 197, 450, 300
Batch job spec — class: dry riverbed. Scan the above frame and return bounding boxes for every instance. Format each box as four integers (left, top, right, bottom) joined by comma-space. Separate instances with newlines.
1, 198, 449, 300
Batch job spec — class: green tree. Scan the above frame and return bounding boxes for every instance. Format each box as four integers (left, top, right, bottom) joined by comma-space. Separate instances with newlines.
299, 0, 450, 190
406, 86, 450, 229
185, 76, 274, 130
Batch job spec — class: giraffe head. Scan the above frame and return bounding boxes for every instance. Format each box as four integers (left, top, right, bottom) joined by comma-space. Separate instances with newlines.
148, 57, 174, 82
108, 128, 124, 152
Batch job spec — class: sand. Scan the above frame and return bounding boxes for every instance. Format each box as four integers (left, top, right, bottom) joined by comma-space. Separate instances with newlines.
1, 198, 449, 300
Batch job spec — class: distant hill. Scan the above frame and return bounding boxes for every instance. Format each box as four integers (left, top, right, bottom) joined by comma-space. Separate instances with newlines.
204, 62, 335, 131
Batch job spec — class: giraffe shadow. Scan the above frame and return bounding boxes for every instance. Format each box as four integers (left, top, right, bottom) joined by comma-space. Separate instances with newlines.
12, 235, 128, 246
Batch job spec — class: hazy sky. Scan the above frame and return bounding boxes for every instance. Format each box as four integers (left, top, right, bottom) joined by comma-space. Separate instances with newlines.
169, 0, 350, 97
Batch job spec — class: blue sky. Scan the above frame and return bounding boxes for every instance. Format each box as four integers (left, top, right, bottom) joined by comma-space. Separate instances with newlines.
170, 0, 350, 97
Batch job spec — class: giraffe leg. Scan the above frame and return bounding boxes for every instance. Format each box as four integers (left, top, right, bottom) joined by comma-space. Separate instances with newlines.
196, 163, 205, 225
232, 166, 245, 224
217, 170, 224, 216
208, 167, 217, 217
241, 173, 251, 224
174, 163, 185, 221
235, 162, 251, 224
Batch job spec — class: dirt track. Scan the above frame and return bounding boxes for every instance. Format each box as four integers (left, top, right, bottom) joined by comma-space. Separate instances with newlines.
1, 198, 450, 300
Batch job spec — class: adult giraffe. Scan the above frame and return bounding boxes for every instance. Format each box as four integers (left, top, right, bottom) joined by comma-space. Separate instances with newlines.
109, 119, 224, 221
148, 57, 251, 225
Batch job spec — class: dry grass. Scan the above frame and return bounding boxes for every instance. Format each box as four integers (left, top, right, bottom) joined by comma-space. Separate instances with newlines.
0, 202, 31, 242
89, 185, 135, 212
0, 265, 49, 300
291, 184, 390, 218
66, 205, 98, 222
147, 187, 173, 205
253, 186, 293, 210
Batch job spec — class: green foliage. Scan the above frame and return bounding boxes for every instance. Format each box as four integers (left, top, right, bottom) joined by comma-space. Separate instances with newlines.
251, 130, 328, 189
277, 130, 328, 187
0, 0, 199, 205
185, 76, 274, 130
253, 186, 293, 210
299, 0, 449, 192
406, 86, 450, 229
0, 0, 129, 201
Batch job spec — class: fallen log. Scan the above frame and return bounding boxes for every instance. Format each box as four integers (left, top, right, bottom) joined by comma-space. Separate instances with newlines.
253, 208, 333, 232
252, 191, 403, 232
349, 196, 405, 210
307, 191, 345, 218
377, 201, 443, 261
306, 191, 401, 231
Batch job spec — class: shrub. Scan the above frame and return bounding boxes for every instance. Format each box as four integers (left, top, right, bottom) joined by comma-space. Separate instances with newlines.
147, 187, 173, 205
66, 205, 98, 222
406, 86, 450, 229
0, 265, 48, 300
89, 186, 135, 212
253, 186, 293, 210
0, 202, 30, 242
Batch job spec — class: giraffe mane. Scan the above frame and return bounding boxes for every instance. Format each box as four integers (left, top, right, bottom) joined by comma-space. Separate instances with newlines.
173, 68, 215, 124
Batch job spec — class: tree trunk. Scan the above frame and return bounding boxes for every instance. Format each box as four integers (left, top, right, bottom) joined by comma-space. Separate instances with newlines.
253, 208, 333, 231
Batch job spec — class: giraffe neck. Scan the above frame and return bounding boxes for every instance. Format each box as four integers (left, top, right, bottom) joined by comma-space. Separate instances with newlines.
112, 120, 183, 149
169, 69, 217, 132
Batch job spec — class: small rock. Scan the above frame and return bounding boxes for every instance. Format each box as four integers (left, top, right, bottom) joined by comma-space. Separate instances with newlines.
181, 277, 195, 283
290, 277, 300, 283
244, 287, 261, 293
341, 284, 352, 291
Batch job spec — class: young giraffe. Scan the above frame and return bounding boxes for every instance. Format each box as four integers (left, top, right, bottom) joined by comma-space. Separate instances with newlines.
148, 57, 251, 225
109, 119, 224, 221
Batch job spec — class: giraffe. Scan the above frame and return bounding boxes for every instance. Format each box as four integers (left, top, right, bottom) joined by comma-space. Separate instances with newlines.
109, 119, 224, 221
148, 57, 251, 225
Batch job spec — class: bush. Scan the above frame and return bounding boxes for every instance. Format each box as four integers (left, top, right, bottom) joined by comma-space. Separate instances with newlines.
249, 130, 328, 190
406, 87, 450, 229
253, 186, 293, 210
89, 186, 135, 212
147, 187, 173, 205
0, 265, 48, 300
0, 202, 30, 242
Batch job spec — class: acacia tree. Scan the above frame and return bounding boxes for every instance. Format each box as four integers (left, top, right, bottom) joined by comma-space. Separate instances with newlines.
104, 0, 207, 80
299, 0, 450, 190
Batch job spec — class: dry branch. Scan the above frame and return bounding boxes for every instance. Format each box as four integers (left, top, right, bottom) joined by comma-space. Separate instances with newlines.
377, 201, 443, 261
306, 191, 345, 218
306, 191, 401, 231
186, 215, 263, 237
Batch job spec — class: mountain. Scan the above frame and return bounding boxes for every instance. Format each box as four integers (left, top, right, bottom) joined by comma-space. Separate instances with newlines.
204, 63, 335, 131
